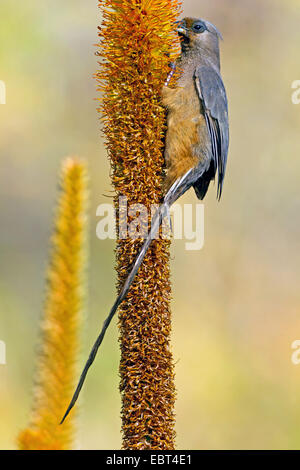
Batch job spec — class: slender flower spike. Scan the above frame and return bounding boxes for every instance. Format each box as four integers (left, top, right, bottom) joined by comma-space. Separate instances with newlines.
18, 158, 88, 450
96, 0, 181, 449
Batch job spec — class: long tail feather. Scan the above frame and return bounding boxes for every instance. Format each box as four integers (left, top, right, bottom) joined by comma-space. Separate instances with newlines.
61, 168, 196, 424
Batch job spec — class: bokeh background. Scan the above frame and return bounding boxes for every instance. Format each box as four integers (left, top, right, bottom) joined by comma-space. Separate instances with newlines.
1, 0, 300, 450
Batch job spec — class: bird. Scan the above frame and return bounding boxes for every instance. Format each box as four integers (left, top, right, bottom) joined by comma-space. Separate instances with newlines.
61, 17, 229, 424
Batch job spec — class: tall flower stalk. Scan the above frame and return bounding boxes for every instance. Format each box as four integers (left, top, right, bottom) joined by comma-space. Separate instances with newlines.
18, 158, 88, 450
96, 0, 181, 449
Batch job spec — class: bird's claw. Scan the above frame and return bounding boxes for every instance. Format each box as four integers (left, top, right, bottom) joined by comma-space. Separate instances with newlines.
165, 62, 176, 87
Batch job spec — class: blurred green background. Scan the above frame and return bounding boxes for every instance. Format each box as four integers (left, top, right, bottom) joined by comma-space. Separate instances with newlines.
1, 0, 300, 450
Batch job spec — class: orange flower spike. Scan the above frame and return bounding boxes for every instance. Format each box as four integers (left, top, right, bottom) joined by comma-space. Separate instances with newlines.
97, 0, 181, 450
18, 158, 88, 450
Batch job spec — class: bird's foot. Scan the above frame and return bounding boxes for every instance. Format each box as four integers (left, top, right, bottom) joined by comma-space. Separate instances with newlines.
165, 62, 176, 87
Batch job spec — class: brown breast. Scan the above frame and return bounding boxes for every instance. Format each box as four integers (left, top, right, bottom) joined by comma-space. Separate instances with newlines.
162, 81, 207, 191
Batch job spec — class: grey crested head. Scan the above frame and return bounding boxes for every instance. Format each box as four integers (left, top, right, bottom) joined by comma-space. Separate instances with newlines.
176, 17, 222, 66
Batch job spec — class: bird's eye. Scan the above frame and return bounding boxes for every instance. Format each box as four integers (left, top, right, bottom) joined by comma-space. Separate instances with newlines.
192, 22, 206, 33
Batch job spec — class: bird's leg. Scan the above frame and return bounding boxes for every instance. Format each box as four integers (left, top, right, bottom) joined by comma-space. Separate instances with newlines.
165, 62, 176, 87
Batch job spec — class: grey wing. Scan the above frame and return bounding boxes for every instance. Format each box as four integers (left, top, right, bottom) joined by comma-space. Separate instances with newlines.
194, 65, 229, 199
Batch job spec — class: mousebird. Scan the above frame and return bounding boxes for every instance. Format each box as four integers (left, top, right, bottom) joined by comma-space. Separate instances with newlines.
61, 17, 229, 424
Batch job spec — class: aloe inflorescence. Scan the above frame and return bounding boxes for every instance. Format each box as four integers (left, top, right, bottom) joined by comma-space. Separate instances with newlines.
96, 0, 181, 449
18, 158, 88, 450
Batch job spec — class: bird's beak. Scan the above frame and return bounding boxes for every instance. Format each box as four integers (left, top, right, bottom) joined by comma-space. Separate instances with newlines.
176, 26, 189, 38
